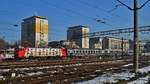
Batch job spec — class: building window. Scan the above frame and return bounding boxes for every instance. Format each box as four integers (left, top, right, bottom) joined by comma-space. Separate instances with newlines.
40, 19, 44, 33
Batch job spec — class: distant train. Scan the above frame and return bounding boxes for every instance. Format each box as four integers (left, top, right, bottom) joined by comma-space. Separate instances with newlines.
0, 47, 136, 60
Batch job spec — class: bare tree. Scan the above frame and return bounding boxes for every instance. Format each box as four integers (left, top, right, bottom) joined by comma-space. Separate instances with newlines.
0, 37, 9, 49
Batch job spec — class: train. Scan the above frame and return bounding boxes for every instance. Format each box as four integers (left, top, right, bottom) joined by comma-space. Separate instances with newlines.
15, 47, 67, 58
0, 47, 132, 60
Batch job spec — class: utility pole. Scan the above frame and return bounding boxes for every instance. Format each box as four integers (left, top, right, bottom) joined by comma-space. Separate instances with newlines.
117, 0, 150, 74
133, 0, 139, 73
121, 37, 124, 57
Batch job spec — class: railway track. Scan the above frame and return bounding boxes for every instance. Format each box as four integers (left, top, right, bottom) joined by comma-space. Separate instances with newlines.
0, 60, 130, 84
0, 59, 131, 84
0, 56, 149, 84
0, 57, 129, 68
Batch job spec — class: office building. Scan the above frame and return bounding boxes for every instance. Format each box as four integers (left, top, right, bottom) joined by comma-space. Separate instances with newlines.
89, 37, 102, 49
21, 16, 48, 47
102, 37, 129, 51
129, 40, 146, 52
67, 25, 89, 48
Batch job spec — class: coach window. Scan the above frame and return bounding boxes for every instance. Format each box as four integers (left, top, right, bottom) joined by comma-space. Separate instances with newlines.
80, 50, 81, 53
76, 51, 78, 53
93, 51, 95, 54
82, 50, 84, 54
85, 50, 87, 53
95, 50, 97, 53
77, 51, 79, 53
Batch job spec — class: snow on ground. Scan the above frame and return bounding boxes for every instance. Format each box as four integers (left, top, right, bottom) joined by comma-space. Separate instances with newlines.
126, 66, 150, 84
0, 76, 3, 79
26, 72, 44, 76
0, 69, 10, 72
74, 76, 117, 84
122, 63, 133, 67
74, 65, 150, 84
75, 71, 135, 84
127, 76, 150, 84
138, 66, 150, 73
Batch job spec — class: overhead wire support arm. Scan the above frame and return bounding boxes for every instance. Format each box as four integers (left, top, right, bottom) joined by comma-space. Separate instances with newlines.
116, 0, 150, 74
138, 0, 150, 9
117, 0, 150, 10
117, 0, 133, 10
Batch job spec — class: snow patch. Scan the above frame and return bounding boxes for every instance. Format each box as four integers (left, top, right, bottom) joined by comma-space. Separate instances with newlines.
127, 76, 150, 84
122, 63, 133, 67
75, 71, 135, 84
27, 72, 44, 76
75, 66, 150, 84
138, 66, 150, 73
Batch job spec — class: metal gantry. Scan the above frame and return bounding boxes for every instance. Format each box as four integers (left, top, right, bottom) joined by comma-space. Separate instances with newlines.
81, 25, 150, 38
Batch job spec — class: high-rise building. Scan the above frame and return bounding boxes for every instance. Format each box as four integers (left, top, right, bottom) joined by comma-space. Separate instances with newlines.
102, 37, 129, 51
89, 37, 102, 49
67, 25, 89, 48
21, 16, 48, 47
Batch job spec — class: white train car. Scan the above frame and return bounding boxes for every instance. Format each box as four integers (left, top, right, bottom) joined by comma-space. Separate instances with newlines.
67, 48, 103, 57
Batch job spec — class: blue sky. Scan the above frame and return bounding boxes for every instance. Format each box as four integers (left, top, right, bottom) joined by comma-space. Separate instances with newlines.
0, 0, 150, 43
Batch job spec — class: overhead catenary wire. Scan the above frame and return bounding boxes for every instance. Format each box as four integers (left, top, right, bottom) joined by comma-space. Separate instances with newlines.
5, 0, 72, 33
107, 4, 123, 13
77, 0, 118, 16
0, 22, 20, 31
40, 0, 94, 18
65, 0, 118, 28
77, 0, 126, 19
39, 0, 93, 19
40, 0, 120, 28
73, 0, 125, 28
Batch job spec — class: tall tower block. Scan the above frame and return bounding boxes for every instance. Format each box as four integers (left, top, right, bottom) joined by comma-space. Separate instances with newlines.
21, 16, 48, 47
